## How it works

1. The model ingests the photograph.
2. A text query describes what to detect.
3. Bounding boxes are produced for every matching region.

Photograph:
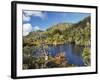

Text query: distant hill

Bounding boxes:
[23,16,91,46]
[25,16,91,38]
[46,23,73,32]
[73,16,91,28]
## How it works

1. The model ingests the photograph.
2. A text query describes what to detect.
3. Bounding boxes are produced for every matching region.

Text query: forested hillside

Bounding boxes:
[23,16,91,46]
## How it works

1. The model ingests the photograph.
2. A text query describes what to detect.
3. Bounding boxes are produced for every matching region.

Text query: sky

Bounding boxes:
[22,10,90,36]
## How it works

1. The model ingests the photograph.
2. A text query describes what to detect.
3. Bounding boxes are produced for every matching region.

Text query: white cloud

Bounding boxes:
[33,26,40,31]
[23,14,31,22]
[23,11,46,21]
[23,23,33,36]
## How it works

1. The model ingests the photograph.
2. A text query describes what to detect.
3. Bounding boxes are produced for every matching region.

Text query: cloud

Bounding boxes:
[24,11,43,17]
[23,14,31,22]
[33,26,40,31]
[23,11,46,22]
[23,23,33,36]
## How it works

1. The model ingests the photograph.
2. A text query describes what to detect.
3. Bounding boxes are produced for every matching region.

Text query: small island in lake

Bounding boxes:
[22,11,91,69]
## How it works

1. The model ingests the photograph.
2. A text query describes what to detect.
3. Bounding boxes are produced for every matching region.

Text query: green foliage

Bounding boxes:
[23,16,91,46]
[23,16,91,69]
[82,47,90,66]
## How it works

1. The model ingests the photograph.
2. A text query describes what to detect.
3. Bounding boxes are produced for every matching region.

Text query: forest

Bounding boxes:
[23,16,91,69]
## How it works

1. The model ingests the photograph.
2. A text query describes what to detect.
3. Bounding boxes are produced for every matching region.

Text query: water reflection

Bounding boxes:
[32,44,85,66]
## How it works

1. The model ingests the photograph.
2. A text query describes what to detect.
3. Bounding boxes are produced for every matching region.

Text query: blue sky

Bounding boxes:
[22,10,90,36]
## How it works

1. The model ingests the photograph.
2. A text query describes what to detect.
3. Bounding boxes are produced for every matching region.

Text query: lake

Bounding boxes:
[32,43,85,66]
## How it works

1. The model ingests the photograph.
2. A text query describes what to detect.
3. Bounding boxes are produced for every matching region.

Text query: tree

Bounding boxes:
[82,47,90,66]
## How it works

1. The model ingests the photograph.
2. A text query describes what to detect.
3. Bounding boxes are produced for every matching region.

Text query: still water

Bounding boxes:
[33,44,85,66]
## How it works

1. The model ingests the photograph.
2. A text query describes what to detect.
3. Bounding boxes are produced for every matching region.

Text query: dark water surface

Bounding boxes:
[33,44,85,66]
